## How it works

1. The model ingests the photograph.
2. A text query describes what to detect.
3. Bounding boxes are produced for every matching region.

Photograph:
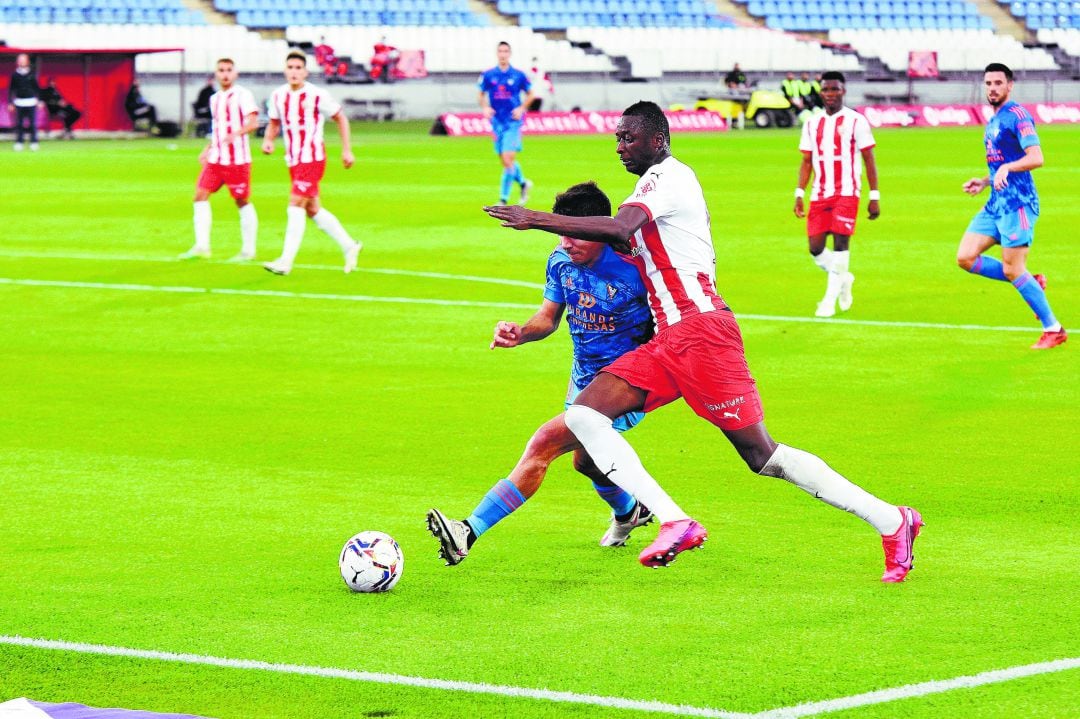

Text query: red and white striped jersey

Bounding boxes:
[206,84,259,166]
[799,106,875,201]
[619,156,725,332]
[267,82,342,167]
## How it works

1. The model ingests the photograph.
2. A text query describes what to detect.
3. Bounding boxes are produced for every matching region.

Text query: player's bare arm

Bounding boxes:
[333,111,354,168]
[512,90,535,120]
[478,91,494,119]
[992,144,1042,190]
[963,176,990,195]
[862,146,880,220]
[490,300,565,349]
[794,151,813,218]
[484,204,648,253]
[261,118,280,153]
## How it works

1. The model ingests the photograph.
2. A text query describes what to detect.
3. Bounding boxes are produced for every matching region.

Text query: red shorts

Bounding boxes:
[602,310,764,431]
[197,163,251,200]
[807,195,859,237]
[289,160,326,198]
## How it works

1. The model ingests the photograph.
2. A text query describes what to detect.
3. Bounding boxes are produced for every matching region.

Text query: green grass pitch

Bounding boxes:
[0,120,1077,719]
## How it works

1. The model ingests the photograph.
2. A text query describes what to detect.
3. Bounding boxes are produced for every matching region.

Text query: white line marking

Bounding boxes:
[0,636,750,718]
[1,637,1076,718]
[0,249,545,290]
[0,276,1038,333]
[752,656,1080,718]
[0,278,536,311]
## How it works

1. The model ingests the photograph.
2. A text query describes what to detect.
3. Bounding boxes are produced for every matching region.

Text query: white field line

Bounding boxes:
[1,636,1077,718]
[0,276,1039,333]
[0,636,750,719]
[0,249,544,290]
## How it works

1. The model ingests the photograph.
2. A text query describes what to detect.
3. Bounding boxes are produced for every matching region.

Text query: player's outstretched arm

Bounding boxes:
[862,147,880,220]
[261,118,280,154]
[491,300,564,349]
[333,111,354,168]
[962,176,990,195]
[794,152,812,219]
[483,204,647,251]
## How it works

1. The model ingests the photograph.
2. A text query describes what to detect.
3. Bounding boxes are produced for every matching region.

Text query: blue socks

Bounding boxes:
[1012,272,1058,329]
[968,255,1007,281]
[499,169,514,203]
[466,479,526,537]
[592,481,636,517]
[512,162,525,186]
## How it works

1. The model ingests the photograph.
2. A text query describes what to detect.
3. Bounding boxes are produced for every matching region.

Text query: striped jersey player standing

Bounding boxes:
[485,101,922,582]
[262,50,361,276]
[794,71,880,318]
[180,58,260,262]
[956,63,1065,349]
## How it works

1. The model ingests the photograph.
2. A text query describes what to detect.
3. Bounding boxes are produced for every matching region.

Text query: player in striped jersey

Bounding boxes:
[956,63,1065,349]
[486,101,922,581]
[262,50,362,276]
[794,71,880,318]
[180,58,260,262]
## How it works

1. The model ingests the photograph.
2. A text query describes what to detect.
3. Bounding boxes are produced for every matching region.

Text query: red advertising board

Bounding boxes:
[432,109,728,136]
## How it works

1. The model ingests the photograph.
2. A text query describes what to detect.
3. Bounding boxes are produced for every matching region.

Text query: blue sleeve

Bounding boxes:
[543,251,565,304]
[476,71,488,93]
[1014,110,1040,150]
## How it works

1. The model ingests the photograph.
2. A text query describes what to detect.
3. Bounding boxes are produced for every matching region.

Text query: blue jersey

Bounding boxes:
[544,245,653,391]
[477,65,531,124]
[983,100,1040,216]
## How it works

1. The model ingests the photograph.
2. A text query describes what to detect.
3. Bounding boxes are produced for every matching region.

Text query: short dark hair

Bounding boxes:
[984,62,1013,80]
[286,50,306,64]
[216,57,235,67]
[622,100,669,143]
[821,71,845,84]
[552,181,612,218]
[498,41,510,50]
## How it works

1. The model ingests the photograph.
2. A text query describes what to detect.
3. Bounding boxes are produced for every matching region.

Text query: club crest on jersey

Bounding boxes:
[636,180,657,197]
[607,284,617,300]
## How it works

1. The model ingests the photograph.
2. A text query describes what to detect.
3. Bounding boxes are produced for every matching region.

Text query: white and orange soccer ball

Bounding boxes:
[339,531,403,593]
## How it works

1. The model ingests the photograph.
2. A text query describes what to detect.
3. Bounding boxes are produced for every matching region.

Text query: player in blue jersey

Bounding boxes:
[956,63,1066,349]
[478,41,535,206]
[427,182,655,565]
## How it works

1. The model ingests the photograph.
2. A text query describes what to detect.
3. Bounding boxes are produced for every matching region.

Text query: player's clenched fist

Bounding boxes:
[490,321,522,349]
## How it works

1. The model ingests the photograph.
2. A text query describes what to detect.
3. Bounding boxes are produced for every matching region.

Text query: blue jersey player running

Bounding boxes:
[427,182,655,565]
[956,62,1066,349]
[478,41,535,206]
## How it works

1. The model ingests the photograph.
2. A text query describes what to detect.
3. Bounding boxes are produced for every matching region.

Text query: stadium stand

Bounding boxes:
[0,0,204,25]
[1006,0,1080,29]
[219,0,488,29]
[564,26,860,76]
[498,0,735,30]
[828,28,1060,70]
[285,25,617,72]
[733,0,996,31]
[1037,26,1080,50]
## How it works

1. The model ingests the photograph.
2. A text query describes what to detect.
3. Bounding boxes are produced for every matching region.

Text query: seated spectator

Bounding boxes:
[125,80,158,131]
[192,75,214,137]
[799,72,822,110]
[370,36,399,83]
[724,62,747,89]
[40,78,81,139]
[781,71,803,110]
[314,36,335,71]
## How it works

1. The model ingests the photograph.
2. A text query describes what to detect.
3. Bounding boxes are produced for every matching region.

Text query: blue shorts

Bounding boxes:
[491,118,523,155]
[565,382,644,433]
[966,206,1038,248]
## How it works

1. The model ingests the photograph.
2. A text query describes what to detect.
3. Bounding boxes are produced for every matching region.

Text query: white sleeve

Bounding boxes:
[320,87,342,118]
[622,169,679,221]
[239,88,259,117]
[855,113,875,150]
[798,118,814,153]
[267,91,280,120]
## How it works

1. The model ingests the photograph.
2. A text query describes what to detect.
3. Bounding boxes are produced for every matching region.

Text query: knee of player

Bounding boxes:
[956,253,975,271]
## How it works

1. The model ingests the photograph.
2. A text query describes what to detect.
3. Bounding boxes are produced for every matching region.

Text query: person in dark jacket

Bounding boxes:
[40,78,81,139]
[125,80,158,130]
[7,53,42,150]
[192,76,214,137]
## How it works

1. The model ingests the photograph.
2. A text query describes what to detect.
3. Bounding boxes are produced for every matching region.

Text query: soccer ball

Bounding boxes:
[339,531,404,593]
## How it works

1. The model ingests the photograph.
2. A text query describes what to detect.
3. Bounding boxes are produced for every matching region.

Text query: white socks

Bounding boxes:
[759,444,902,535]
[564,405,689,523]
[812,249,849,302]
[280,206,307,266]
[193,201,211,251]
[238,203,258,256]
[312,208,356,254]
